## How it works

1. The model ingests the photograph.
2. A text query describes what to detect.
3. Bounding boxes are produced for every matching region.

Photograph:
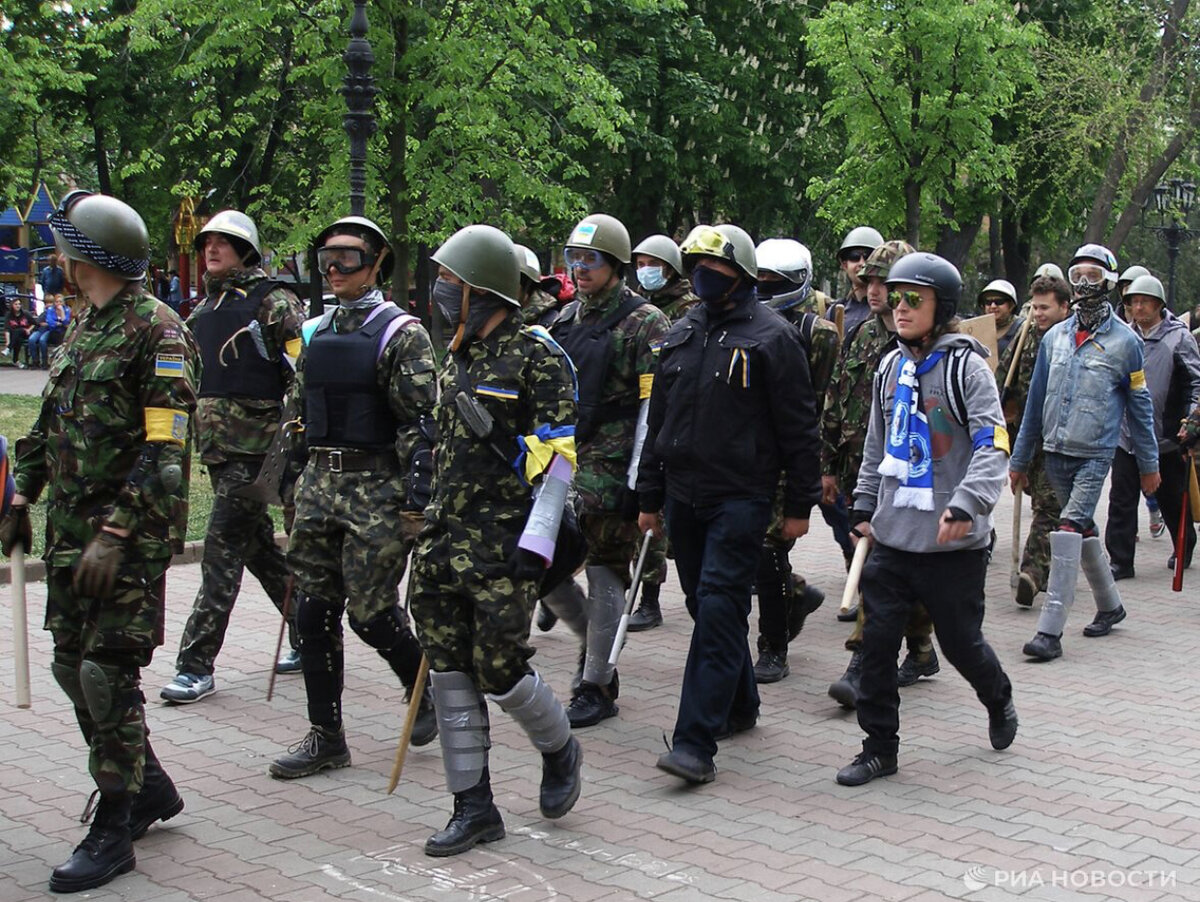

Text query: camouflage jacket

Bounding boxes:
[424,309,576,531]
[521,288,561,328]
[189,269,305,464]
[14,286,199,565]
[765,301,839,414]
[553,280,669,512]
[645,277,699,323]
[291,298,438,467]
[821,314,898,493]
[995,320,1043,445]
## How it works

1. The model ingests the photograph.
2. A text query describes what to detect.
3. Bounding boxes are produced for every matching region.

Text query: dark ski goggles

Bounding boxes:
[318,245,377,275]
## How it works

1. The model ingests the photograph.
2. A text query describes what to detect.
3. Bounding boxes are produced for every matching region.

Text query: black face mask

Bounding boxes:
[692,266,741,308]
[433,277,510,349]
[432,277,465,326]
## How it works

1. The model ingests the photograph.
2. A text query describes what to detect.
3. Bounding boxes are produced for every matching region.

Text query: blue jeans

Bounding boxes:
[27,329,51,365]
[664,495,772,761]
[1043,452,1112,534]
[820,495,854,561]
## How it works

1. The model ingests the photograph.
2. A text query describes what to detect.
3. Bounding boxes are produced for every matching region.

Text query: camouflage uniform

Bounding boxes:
[174,269,304,677]
[996,322,1055,591]
[635,277,698,595]
[820,314,934,652]
[756,299,840,660]
[409,310,576,691]
[286,297,436,734]
[522,288,561,328]
[14,285,198,795]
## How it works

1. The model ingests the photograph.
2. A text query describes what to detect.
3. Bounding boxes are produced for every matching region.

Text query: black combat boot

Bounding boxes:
[828,650,863,709]
[896,642,940,687]
[535,602,558,632]
[269,725,351,778]
[567,680,619,728]
[627,583,663,632]
[406,683,439,748]
[425,770,506,857]
[50,792,136,893]
[130,741,184,840]
[753,638,789,684]
[540,736,582,819]
[787,583,825,641]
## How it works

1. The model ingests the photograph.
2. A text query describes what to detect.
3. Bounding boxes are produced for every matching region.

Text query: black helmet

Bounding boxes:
[885,252,963,324]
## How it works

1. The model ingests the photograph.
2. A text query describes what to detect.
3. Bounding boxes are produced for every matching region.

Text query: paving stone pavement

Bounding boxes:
[2,487,1199,901]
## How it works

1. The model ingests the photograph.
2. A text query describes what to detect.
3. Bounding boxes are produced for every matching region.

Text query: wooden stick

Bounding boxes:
[839,536,870,614]
[1010,486,1023,590]
[12,546,30,708]
[1002,315,1035,393]
[1188,452,1200,520]
[387,654,430,795]
[266,576,295,702]
[1173,483,1188,593]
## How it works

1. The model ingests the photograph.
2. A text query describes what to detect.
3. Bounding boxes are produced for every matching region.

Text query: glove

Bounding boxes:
[0,505,32,557]
[508,547,546,582]
[73,530,127,599]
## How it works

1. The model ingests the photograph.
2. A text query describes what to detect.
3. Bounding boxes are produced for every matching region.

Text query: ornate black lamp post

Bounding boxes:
[311,0,379,315]
[1141,177,1198,313]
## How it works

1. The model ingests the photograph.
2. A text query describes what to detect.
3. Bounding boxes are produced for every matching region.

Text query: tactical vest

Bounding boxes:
[303,305,406,449]
[192,280,286,401]
[551,288,644,444]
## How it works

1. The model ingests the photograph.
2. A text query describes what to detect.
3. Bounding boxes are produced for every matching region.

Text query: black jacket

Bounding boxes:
[637,294,821,519]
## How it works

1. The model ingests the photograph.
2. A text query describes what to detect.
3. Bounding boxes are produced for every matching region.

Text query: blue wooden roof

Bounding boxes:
[0,206,22,228]
[23,183,56,224]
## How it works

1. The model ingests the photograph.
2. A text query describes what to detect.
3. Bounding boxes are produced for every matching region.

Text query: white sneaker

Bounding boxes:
[1149,507,1165,538]
[160,673,216,704]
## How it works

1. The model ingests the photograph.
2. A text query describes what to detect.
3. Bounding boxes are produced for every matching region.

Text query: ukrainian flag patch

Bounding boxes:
[154,353,185,378]
[476,384,519,401]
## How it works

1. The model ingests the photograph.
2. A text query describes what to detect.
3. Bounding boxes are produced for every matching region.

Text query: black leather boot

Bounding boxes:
[627,583,663,632]
[828,650,863,710]
[540,736,582,819]
[50,792,136,893]
[130,741,184,840]
[425,770,506,857]
[406,683,438,748]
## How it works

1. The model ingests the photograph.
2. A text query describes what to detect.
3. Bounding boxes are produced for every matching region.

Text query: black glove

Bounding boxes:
[508,547,546,582]
[618,487,640,523]
[0,505,32,557]
[73,530,127,599]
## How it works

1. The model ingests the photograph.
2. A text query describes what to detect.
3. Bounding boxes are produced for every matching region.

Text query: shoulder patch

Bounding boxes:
[154,353,186,378]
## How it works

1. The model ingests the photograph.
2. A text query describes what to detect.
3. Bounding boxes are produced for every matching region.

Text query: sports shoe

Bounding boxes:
[275,648,302,674]
[988,699,1018,750]
[160,673,215,704]
[1082,605,1126,637]
[566,680,618,728]
[1149,506,1165,538]
[896,646,939,687]
[836,751,897,786]
[269,726,351,779]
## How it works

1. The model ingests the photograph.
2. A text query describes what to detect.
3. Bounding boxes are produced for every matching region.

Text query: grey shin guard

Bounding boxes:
[1036,531,1082,637]
[541,578,588,638]
[429,671,490,793]
[1080,535,1123,612]
[583,565,624,686]
[489,672,571,754]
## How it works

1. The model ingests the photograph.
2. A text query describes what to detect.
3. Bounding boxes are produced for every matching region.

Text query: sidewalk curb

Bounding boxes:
[0,533,288,585]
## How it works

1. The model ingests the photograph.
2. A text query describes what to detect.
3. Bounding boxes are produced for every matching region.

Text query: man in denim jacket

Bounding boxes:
[1010,244,1159,662]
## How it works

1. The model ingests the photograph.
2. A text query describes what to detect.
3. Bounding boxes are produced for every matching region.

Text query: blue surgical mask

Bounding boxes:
[636,266,669,293]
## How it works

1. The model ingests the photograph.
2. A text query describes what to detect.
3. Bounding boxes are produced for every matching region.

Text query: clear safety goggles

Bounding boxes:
[564,247,605,272]
[318,245,376,275]
[1067,263,1117,288]
[680,225,734,262]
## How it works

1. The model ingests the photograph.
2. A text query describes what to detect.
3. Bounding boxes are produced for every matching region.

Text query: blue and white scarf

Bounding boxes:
[878,350,945,510]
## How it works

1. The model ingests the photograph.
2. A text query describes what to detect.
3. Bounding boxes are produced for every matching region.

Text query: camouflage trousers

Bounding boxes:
[639,531,669,588]
[581,510,642,586]
[46,558,169,795]
[1020,451,1057,593]
[410,513,538,695]
[176,458,296,675]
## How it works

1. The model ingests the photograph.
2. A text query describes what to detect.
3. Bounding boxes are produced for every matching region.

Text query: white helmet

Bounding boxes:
[755,238,812,286]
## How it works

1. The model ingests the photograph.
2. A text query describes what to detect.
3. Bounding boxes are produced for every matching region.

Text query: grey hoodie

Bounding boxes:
[853,332,1008,553]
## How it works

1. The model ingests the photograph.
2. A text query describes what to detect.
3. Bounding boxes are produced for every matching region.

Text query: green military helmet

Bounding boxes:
[565,213,631,264]
[1117,264,1151,291]
[194,209,262,264]
[860,240,915,280]
[1126,273,1166,306]
[514,244,542,283]
[431,224,521,307]
[681,223,757,280]
[49,189,149,280]
[1032,262,1064,284]
[839,226,885,259]
[631,234,683,275]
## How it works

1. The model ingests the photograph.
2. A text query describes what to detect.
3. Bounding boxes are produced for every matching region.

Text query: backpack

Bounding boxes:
[876,344,982,429]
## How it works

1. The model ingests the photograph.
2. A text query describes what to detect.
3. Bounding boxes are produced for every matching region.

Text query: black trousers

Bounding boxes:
[857,542,1011,757]
[1106,446,1195,570]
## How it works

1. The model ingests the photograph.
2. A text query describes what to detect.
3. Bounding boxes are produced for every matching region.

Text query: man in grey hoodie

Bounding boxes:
[837,253,1016,787]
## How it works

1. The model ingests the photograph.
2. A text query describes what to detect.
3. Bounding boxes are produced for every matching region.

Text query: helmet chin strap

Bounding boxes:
[448,282,470,353]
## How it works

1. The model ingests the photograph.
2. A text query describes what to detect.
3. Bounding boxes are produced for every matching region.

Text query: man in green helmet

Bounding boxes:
[1,190,199,893]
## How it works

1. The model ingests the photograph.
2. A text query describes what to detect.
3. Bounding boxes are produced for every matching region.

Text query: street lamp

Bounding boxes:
[1141,176,1199,313]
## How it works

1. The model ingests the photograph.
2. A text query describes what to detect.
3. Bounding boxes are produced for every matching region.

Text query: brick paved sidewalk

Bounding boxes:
[1,488,1198,901]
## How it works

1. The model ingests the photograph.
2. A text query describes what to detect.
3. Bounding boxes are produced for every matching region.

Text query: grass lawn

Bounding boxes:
[1,394,283,557]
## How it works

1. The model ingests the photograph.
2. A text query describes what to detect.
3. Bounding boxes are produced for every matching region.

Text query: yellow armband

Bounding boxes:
[144,408,190,445]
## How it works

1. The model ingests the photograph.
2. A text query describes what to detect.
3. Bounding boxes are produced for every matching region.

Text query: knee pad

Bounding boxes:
[52,658,88,711]
[78,659,139,723]
[348,605,411,652]
[296,594,343,640]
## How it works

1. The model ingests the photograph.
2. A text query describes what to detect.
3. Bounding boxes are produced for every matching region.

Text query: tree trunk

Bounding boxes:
[904,176,921,246]
[1000,204,1031,294]
[934,213,982,272]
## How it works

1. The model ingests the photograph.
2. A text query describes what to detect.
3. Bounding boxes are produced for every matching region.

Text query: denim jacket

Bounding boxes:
[1010,306,1158,474]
